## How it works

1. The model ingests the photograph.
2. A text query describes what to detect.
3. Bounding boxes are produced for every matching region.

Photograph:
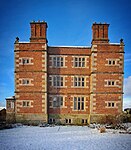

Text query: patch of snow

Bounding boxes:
[0,126,131,150]
[0,107,5,111]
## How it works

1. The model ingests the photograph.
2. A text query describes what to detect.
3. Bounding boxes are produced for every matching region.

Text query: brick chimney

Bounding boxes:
[92,23,109,44]
[30,20,48,43]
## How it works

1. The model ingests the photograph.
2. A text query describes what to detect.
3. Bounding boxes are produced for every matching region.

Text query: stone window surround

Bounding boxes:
[81,119,88,124]
[72,56,88,68]
[49,75,67,87]
[73,96,85,111]
[52,96,63,108]
[72,76,88,88]
[104,80,119,87]
[19,57,33,65]
[49,95,66,108]
[105,58,119,66]
[7,101,14,109]
[105,101,118,108]
[22,100,30,107]
[65,118,72,124]
[50,55,67,68]
[19,78,34,86]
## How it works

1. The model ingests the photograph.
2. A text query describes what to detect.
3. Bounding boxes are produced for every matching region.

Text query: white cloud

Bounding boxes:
[123,97,131,109]
[124,76,131,97]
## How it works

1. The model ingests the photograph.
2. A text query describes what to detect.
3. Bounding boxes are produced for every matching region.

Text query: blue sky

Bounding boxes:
[0,0,131,109]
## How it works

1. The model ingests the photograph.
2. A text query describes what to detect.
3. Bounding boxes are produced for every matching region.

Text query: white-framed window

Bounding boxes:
[53,76,63,87]
[105,80,118,87]
[105,59,118,66]
[22,79,30,85]
[107,80,115,86]
[74,77,85,87]
[52,56,64,67]
[52,96,63,107]
[49,118,55,124]
[20,78,33,86]
[74,57,85,67]
[108,102,115,107]
[22,101,30,107]
[108,60,116,65]
[81,119,88,124]
[65,119,72,124]
[7,101,14,109]
[19,58,33,65]
[106,102,116,108]
[73,97,85,110]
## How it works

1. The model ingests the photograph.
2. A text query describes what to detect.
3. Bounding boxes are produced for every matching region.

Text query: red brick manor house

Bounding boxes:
[6,21,124,125]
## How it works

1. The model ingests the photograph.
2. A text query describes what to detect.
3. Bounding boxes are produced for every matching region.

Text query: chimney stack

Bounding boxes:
[92,23,109,44]
[30,20,48,43]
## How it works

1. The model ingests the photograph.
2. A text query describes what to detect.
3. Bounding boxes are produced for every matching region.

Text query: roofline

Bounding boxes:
[49,46,91,48]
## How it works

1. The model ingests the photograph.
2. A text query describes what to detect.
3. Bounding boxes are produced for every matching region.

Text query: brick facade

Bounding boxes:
[8,21,124,124]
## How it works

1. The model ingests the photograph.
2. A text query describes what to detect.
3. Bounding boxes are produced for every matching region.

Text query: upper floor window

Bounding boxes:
[52,56,64,67]
[74,77,85,87]
[22,79,30,85]
[74,57,85,67]
[106,59,118,66]
[22,58,29,64]
[105,80,118,87]
[53,76,63,87]
[105,101,116,108]
[23,101,30,107]
[73,97,84,110]
[19,78,33,86]
[19,58,33,65]
[108,102,115,107]
[52,96,63,107]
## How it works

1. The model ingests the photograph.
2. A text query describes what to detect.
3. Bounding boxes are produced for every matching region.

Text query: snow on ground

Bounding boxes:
[0,126,131,150]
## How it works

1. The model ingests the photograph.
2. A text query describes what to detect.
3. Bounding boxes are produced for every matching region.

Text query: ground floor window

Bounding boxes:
[53,96,63,107]
[73,97,84,110]
[65,119,72,124]
[81,119,88,124]
[49,118,55,124]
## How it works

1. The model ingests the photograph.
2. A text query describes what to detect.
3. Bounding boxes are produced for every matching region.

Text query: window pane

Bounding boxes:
[57,57,60,67]
[82,62,85,67]
[53,77,56,86]
[109,60,111,65]
[112,103,114,107]
[82,78,84,87]
[81,97,84,110]
[23,101,26,107]
[74,97,77,110]
[78,97,80,110]
[74,77,77,86]
[108,102,111,107]
[53,57,56,67]
[27,102,30,107]
[83,58,85,62]
[75,62,77,67]
[60,97,63,106]
[79,61,81,67]
[113,60,115,65]
[53,97,57,107]
[60,77,63,86]
[61,61,63,67]
[112,81,114,85]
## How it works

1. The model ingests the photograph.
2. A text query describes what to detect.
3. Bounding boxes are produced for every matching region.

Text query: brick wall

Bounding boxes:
[13,21,124,124]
